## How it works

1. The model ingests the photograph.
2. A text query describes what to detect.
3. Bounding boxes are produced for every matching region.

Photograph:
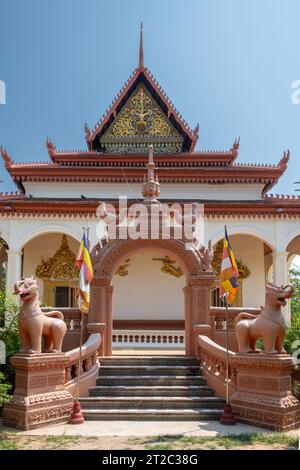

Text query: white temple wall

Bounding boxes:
[1,214,300,313]
[22,181,265,201]
[112,249,185,320]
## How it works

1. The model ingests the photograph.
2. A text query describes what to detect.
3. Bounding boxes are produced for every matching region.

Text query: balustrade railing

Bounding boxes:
[113,330,185,349]
[197,334,237,399]
[64,333,101,396]
[210,306,261,331]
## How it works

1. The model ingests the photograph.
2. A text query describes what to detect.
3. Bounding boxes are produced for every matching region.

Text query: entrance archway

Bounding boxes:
[89,238,215,357]
[111,248,186,354]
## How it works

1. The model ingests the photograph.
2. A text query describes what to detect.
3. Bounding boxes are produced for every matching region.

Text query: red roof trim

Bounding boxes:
[1,198,300,219]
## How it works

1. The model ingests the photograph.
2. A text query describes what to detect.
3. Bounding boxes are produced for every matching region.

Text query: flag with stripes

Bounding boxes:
[219,227,239,305]
[75,232,93,313]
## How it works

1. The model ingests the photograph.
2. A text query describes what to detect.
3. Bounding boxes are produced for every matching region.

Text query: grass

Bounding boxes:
[141,433,298,450]
[0,433,18,450]
[0,431,298,451]
[43,435,81,450]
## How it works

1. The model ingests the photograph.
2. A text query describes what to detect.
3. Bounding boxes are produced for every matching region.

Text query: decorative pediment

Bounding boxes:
[35,235,78,280]
[100,84,184,154]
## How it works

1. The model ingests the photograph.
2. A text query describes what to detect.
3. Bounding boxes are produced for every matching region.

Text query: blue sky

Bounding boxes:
[0,0,300,193]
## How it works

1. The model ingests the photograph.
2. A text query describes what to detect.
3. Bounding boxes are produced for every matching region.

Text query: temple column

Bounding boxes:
[6,249,22,294]
[272,251,289,287]
[184,277,214,356]
[272,251,290,321]
[105,286,114,357]
[88,279,113,357]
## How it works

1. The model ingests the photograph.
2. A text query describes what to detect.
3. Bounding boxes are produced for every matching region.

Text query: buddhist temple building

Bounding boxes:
[1,26,300,349]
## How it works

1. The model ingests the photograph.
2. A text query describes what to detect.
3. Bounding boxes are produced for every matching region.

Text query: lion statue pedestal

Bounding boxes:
[230,354,300,431]
[230,283,300,430]
[3,277,73,430]
[3,353,73,430]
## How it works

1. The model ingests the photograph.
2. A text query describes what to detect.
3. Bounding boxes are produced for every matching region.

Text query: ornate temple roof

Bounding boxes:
[85,24,198,154]
[0,26,293,202]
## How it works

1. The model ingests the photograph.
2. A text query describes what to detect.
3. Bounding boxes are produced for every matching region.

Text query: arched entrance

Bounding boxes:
[22,233,80,307]
[111,247,186,353]
[211,233,274,308]
[89,238,215,357]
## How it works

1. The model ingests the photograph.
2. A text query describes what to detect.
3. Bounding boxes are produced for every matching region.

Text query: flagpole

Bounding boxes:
[225,292,230,405]
[220,229,236,426]
[70,226,90,425]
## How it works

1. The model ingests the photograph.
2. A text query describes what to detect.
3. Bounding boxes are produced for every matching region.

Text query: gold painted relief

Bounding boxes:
[115,259,130,277]
[153,256,184,278]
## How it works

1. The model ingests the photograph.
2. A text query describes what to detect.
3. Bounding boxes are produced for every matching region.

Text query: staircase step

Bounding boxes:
[86,356,223,421]
[100,356,197,366]
[80,396,224,410]
[99,365,201,376]
[89,385,214,397]
[96,375,206,386]
[81,408,223,421]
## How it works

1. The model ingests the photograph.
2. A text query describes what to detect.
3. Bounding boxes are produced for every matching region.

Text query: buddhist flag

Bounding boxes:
[76,232,93,314]
[219,227,239,305]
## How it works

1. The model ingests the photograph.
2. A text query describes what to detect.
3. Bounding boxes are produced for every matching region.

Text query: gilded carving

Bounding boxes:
[35,235,78,280]
[100,84,184,154]
[115,259,130,277]
[152,256,183,278]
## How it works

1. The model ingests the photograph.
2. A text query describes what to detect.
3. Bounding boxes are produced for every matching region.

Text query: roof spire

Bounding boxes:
[142,145,161,205]
[139,22,144,69]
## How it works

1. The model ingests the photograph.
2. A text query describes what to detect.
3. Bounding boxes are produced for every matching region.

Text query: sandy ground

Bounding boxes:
[1,419,273,437]
[0,433,298,450]
[1,419,299,450]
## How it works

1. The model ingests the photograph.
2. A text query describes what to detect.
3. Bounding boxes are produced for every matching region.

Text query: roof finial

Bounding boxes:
[142,145,161,205]
[139,22,144,69]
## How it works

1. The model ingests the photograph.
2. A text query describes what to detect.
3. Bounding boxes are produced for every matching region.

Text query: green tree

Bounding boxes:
[0,371,11,406]
[285,265,300,354]
[0,290,20,395]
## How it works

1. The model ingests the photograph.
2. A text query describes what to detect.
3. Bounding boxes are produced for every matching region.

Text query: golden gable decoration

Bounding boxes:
[35,235,79,280]
[100,84,184,154]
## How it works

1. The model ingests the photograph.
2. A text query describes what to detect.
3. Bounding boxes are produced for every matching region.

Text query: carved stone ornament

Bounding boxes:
[3,353,73,430]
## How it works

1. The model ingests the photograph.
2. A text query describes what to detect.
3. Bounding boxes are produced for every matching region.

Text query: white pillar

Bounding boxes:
[6,249,22,294]
[272,251,289,286]
[272,251,290,322]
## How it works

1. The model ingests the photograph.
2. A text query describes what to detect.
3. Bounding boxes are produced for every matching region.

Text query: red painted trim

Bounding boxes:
[1,198,300,218]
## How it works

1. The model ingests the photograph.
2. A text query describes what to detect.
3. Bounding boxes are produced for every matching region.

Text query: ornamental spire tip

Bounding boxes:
[139,22,144,69]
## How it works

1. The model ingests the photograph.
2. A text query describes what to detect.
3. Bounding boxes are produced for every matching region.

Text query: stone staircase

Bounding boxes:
[80,356,225,420]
